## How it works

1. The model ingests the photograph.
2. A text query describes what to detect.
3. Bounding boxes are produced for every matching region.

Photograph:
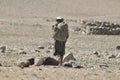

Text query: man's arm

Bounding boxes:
[65,24,69,39]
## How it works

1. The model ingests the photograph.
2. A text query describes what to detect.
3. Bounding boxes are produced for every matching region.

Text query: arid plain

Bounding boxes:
[0,0,120,80]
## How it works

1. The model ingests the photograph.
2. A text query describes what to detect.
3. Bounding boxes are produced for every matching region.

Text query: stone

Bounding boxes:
[63,62,72,67]
[38,46,45,49]
[0,46,6,53]
[17,57,34,68]
[48,45,54,49]
[17,60,30,68]
[69,60,83,68]
[63,52,76,62]
[0,63,2,66]
[6,48,17,54]
[81,20,120,35]
[116,46,120,50]
[74,27,81,32]
[108,54,116,59]
[93,51,99,55]
[18,49,27,54]
[45,50,51,53]
[99,64,109,68]
[35,49,41,53]
[93,51,101,57]
[34,57,44,66]
[63,60,83,68]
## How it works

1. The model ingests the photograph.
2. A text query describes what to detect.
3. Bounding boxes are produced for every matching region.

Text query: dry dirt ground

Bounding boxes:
[0,0,120,80]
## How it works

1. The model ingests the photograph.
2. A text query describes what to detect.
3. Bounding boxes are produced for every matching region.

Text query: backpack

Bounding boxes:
[52,22,69,41]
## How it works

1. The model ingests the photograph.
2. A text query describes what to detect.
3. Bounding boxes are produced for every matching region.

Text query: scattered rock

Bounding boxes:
[81,20,120,35]
[93,51,101,57]
[63,52,76,62]
[34,57,44,66]
[63,60,83,68]
[0,46,6,53]
[93,51,99,55]
[63,53,83,68]
[48,45,54,49]
[17,60,30,68]
[3,64,11,67]
[45,50,50,53]
[38,46,45,49]
[6,48,17,54]
[0,63,2,66]
[18,48,27,54]
[17,57,34,68]
[63,62,72,67]
[69,60,83,68]
[116,46,120,50]
[108,54,116,59]
[88,66,96,70]
[35,49,41,53]
[74,27,81,32]
[116,54,120,58]
[39,68,42,70]
[99,64,109,68]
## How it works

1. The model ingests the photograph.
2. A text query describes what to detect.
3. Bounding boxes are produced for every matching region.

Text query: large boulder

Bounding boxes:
[63,52,76,62]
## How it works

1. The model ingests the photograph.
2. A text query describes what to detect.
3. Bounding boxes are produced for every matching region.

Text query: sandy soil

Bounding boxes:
[0,0,120,80]
[0,66,120,80]
[0,0,120,19]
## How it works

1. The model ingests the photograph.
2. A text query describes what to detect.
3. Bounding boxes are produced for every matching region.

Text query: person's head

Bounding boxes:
[56,16,64,23]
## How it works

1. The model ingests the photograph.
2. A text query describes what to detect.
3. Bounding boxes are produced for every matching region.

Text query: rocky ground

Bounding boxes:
[0,0,120,80]
[0,17,120,80]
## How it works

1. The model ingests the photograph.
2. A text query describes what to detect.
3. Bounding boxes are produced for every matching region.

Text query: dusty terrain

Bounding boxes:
[0,0,120,19]
[0,0,120,80]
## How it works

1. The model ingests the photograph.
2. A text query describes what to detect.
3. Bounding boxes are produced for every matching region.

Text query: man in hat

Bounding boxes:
[52,16,69,65]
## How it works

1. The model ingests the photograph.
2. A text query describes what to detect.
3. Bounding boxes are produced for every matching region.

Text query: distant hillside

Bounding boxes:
[0,0,120,18]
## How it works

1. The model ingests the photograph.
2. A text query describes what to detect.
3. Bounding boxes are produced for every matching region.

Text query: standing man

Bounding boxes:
[52,16,69,65]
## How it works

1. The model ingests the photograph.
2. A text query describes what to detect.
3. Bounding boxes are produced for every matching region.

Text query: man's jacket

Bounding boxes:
[52,22,69,41]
